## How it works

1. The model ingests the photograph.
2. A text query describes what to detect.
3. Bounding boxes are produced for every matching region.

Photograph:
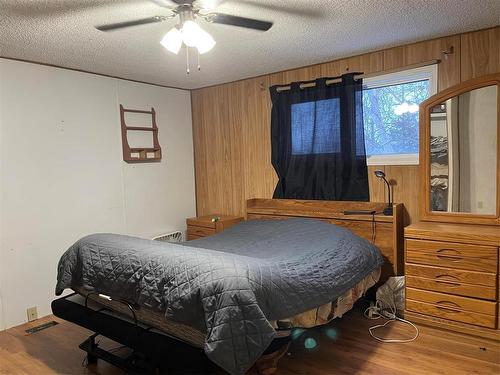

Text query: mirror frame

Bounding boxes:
[419,73,500,226]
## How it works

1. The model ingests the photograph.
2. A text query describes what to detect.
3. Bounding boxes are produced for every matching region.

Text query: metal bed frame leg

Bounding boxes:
[79,333,99,365]
[79,331,159,373]
[87,333,99,364]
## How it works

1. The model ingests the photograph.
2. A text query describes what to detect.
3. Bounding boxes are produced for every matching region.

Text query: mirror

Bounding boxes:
[429,85,497,214]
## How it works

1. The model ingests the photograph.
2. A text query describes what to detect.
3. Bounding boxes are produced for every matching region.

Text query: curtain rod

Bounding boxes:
[269,59,441,92]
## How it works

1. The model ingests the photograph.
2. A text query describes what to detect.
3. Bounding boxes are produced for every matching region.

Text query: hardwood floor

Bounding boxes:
[0,309,498,375]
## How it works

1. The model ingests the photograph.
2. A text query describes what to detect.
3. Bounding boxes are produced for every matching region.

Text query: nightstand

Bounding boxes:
[186,215,243,241]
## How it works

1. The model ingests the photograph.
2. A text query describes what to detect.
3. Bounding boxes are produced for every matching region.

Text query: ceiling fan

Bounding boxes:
[96,0,273,63]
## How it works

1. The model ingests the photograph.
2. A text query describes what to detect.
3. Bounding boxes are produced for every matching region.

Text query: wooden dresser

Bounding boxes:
[186,215,243,241]
[404,222,500,340]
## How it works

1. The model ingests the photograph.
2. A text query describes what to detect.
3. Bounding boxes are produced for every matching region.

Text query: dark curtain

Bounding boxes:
[270,73,369,201]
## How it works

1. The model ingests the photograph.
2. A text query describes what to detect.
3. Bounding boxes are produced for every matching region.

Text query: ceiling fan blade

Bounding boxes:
[223,0,322,18]
[168,0,225,10]
[170,0,196,4]
[209,13,272,31]
[149,0,179,7]
[195,0,226,9]
[96,16,167,32]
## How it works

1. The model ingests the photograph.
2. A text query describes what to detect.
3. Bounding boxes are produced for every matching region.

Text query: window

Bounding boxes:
[362,65,438,165]
[288,65,437,163]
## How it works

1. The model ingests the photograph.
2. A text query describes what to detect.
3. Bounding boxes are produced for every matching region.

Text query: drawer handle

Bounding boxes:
[436,249,462,261]
[436,248,461,255]
[436,254,462,261]
[435,300,462,312]
[434,274,461,286]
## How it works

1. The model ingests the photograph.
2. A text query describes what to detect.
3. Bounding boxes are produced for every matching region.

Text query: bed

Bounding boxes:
[53,199,403,374]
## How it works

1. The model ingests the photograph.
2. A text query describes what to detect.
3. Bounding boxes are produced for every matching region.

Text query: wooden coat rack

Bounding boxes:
[120,105,162,163]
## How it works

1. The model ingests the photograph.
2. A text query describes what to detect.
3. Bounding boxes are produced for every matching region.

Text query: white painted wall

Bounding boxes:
[0,59,196,330]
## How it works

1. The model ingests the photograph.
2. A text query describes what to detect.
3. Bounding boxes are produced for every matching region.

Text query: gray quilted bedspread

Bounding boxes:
[55,218,383,374]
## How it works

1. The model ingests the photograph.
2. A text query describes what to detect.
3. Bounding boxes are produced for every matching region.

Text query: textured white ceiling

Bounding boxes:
[1,0,499,89]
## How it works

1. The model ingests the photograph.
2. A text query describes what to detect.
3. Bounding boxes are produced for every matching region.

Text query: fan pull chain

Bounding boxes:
[185,47,202,74]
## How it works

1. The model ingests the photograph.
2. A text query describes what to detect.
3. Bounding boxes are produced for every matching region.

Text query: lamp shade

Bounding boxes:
[162,20,215,57]
[196,28,216,54]
[181,20,203,47]
[160,27,182,54]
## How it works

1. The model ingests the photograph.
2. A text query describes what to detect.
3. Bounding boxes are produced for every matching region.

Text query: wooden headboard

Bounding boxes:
[246,199,404,281]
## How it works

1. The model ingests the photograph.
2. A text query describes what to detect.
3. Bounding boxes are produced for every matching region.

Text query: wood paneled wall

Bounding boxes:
[191,27,500,224]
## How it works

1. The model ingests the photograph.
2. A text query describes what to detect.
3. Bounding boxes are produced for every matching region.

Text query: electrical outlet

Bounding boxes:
[27,306,38,322]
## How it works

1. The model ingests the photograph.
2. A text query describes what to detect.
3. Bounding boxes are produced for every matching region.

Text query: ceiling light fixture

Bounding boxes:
[160,5,216,73]
[96,1,273,76]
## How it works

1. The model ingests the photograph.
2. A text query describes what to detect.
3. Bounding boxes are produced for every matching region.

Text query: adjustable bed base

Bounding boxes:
[51,293,290,374]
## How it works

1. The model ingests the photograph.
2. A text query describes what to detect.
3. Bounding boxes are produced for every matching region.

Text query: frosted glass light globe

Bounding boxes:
[181,20,203,47]
[196,28,216,54]
[160,27,182,54]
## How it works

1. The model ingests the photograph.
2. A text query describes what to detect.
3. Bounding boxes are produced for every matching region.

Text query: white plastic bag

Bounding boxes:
[376,276,405,313]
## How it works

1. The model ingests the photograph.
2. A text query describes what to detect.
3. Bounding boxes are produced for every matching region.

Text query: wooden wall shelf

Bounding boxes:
[120,105,162,163]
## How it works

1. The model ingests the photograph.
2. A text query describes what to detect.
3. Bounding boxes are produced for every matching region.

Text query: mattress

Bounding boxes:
[73,267,380,348]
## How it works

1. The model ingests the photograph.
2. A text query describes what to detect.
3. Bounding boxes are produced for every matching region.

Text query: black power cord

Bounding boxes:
[371,212,377,244]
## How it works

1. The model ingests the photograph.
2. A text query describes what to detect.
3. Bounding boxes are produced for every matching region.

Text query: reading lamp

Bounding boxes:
[374,170,393,216]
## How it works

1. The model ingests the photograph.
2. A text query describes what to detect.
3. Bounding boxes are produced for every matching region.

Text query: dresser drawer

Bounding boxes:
[406,239,498,272]
[406,276,497,300]
[406,288,497,315]
[406,264,497,300]
[186,218,216,229]
[406,288,497,328]
[406,264,497,286]
[405,300,497,329]
[187,225,216,238]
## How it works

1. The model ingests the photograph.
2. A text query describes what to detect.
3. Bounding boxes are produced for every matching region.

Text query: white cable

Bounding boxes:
[363,298,419,343]
[367,316,419,343]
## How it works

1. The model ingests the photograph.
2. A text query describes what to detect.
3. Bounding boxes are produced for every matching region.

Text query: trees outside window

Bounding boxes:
[362,80,429,156]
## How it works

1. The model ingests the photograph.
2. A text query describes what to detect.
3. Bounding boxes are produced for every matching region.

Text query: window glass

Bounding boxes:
[362,80,429,155]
